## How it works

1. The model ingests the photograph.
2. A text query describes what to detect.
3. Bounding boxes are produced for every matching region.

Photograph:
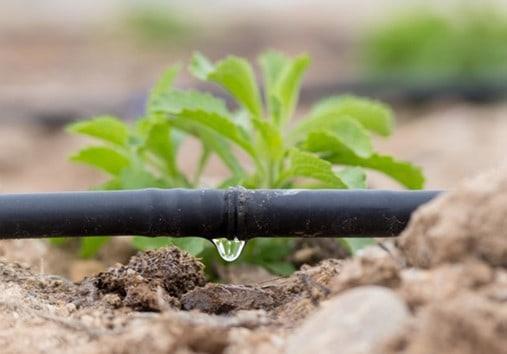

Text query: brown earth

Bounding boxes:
[0,169,506,353]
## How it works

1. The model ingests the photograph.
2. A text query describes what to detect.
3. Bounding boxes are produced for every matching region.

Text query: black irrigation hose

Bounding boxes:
[0,188,441,240]
[300,80,507,105]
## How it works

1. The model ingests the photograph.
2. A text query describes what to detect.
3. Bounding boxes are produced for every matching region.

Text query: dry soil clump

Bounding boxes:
[398,169,507,268]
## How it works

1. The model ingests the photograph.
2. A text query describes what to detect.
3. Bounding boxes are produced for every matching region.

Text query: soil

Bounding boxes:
[0,169,506,354]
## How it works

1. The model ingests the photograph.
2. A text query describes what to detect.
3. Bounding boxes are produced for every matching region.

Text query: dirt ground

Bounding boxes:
[0,167,506,354]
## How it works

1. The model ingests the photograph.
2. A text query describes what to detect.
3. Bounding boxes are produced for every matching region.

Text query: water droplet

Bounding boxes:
[212,237,246,262]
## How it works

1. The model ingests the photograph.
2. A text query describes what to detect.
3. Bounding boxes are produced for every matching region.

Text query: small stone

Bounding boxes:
[286,286,409,354]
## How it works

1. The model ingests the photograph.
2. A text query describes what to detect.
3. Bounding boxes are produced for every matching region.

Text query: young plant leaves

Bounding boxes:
[67,50,425,272]
[251,118,284,160]
[259,51,310,124]
[291,117,373,158]
[274,54,310,124]
[305,131,424,189]
[151,89,231,117]
[301,95,393,137]
[68,116,129,146]
[259,51,287,112]
[118,167,163,189]
[277,149,347,188]
[147,65,180,113]
[190,53,263,117]
[70,146,130,176]
[142,120,179,176]
[170,109,256,158]
[169,118,245,177]
[80,236,111,259]
[336,167,367,189]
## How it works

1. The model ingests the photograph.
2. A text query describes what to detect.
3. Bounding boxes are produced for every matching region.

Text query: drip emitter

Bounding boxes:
[0,188,440,239]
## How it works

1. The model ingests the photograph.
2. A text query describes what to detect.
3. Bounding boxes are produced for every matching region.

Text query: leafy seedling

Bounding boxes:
[65,51,424,275]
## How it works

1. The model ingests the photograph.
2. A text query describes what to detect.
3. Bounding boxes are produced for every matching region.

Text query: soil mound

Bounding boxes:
[398,169,507,268]
[84,247,206,310]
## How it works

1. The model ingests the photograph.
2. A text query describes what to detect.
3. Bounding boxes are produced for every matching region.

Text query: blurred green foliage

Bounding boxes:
[362,7,507,83]
[122,6,194,44]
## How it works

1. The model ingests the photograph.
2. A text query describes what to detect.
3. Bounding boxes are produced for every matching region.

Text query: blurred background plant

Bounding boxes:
[120,4,195,45]
[361,5,507,84]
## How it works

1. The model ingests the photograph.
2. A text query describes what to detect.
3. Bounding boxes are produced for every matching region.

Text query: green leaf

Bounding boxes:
[194,147,211,184]
[274,54,310,123]
[259,51,288,101]
[70,146,130,175]
[262,261,296,276]
[241,238,292,262]
[305,131,425,189]
[252,118,284,160]
[171,109,256,158]
[305,95,393,136]
[142,120,178,176]
[238,238,295,275]
[132,236,173,250]
[147,65,180,113]
[189,52,215,80]
[172,118,244,177]
[340,153,424,189]
[152,91,254,163]
[336,167,367,189]
[218,175,244,188]
[80,236,111,258]
[302,117,373,157]
[190,53,262,117]
[67,116,129,146]
[342,238,376,254]
[119,167,163,189]
[151,89,231,117]
[49,237,69,246]
[96,178,123,190]
[171,237,207,256]
[132,236,207,256]
[259,52,310,124]
[290,117,373,158]
[277,149,347,188]
[259,51,289,118]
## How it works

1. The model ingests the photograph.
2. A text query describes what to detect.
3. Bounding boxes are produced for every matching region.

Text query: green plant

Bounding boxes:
[65,51,424,274]
[362,7,507,82]
[121,6,194,45]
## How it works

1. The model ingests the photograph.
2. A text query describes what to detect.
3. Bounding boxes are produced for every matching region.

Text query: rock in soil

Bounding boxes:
[286,286,409,354]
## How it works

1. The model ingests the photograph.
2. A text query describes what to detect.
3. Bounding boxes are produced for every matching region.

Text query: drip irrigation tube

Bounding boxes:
[0,188,441,240]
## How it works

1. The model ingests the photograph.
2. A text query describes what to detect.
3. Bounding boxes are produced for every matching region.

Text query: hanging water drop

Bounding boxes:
[212,237,246,262]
